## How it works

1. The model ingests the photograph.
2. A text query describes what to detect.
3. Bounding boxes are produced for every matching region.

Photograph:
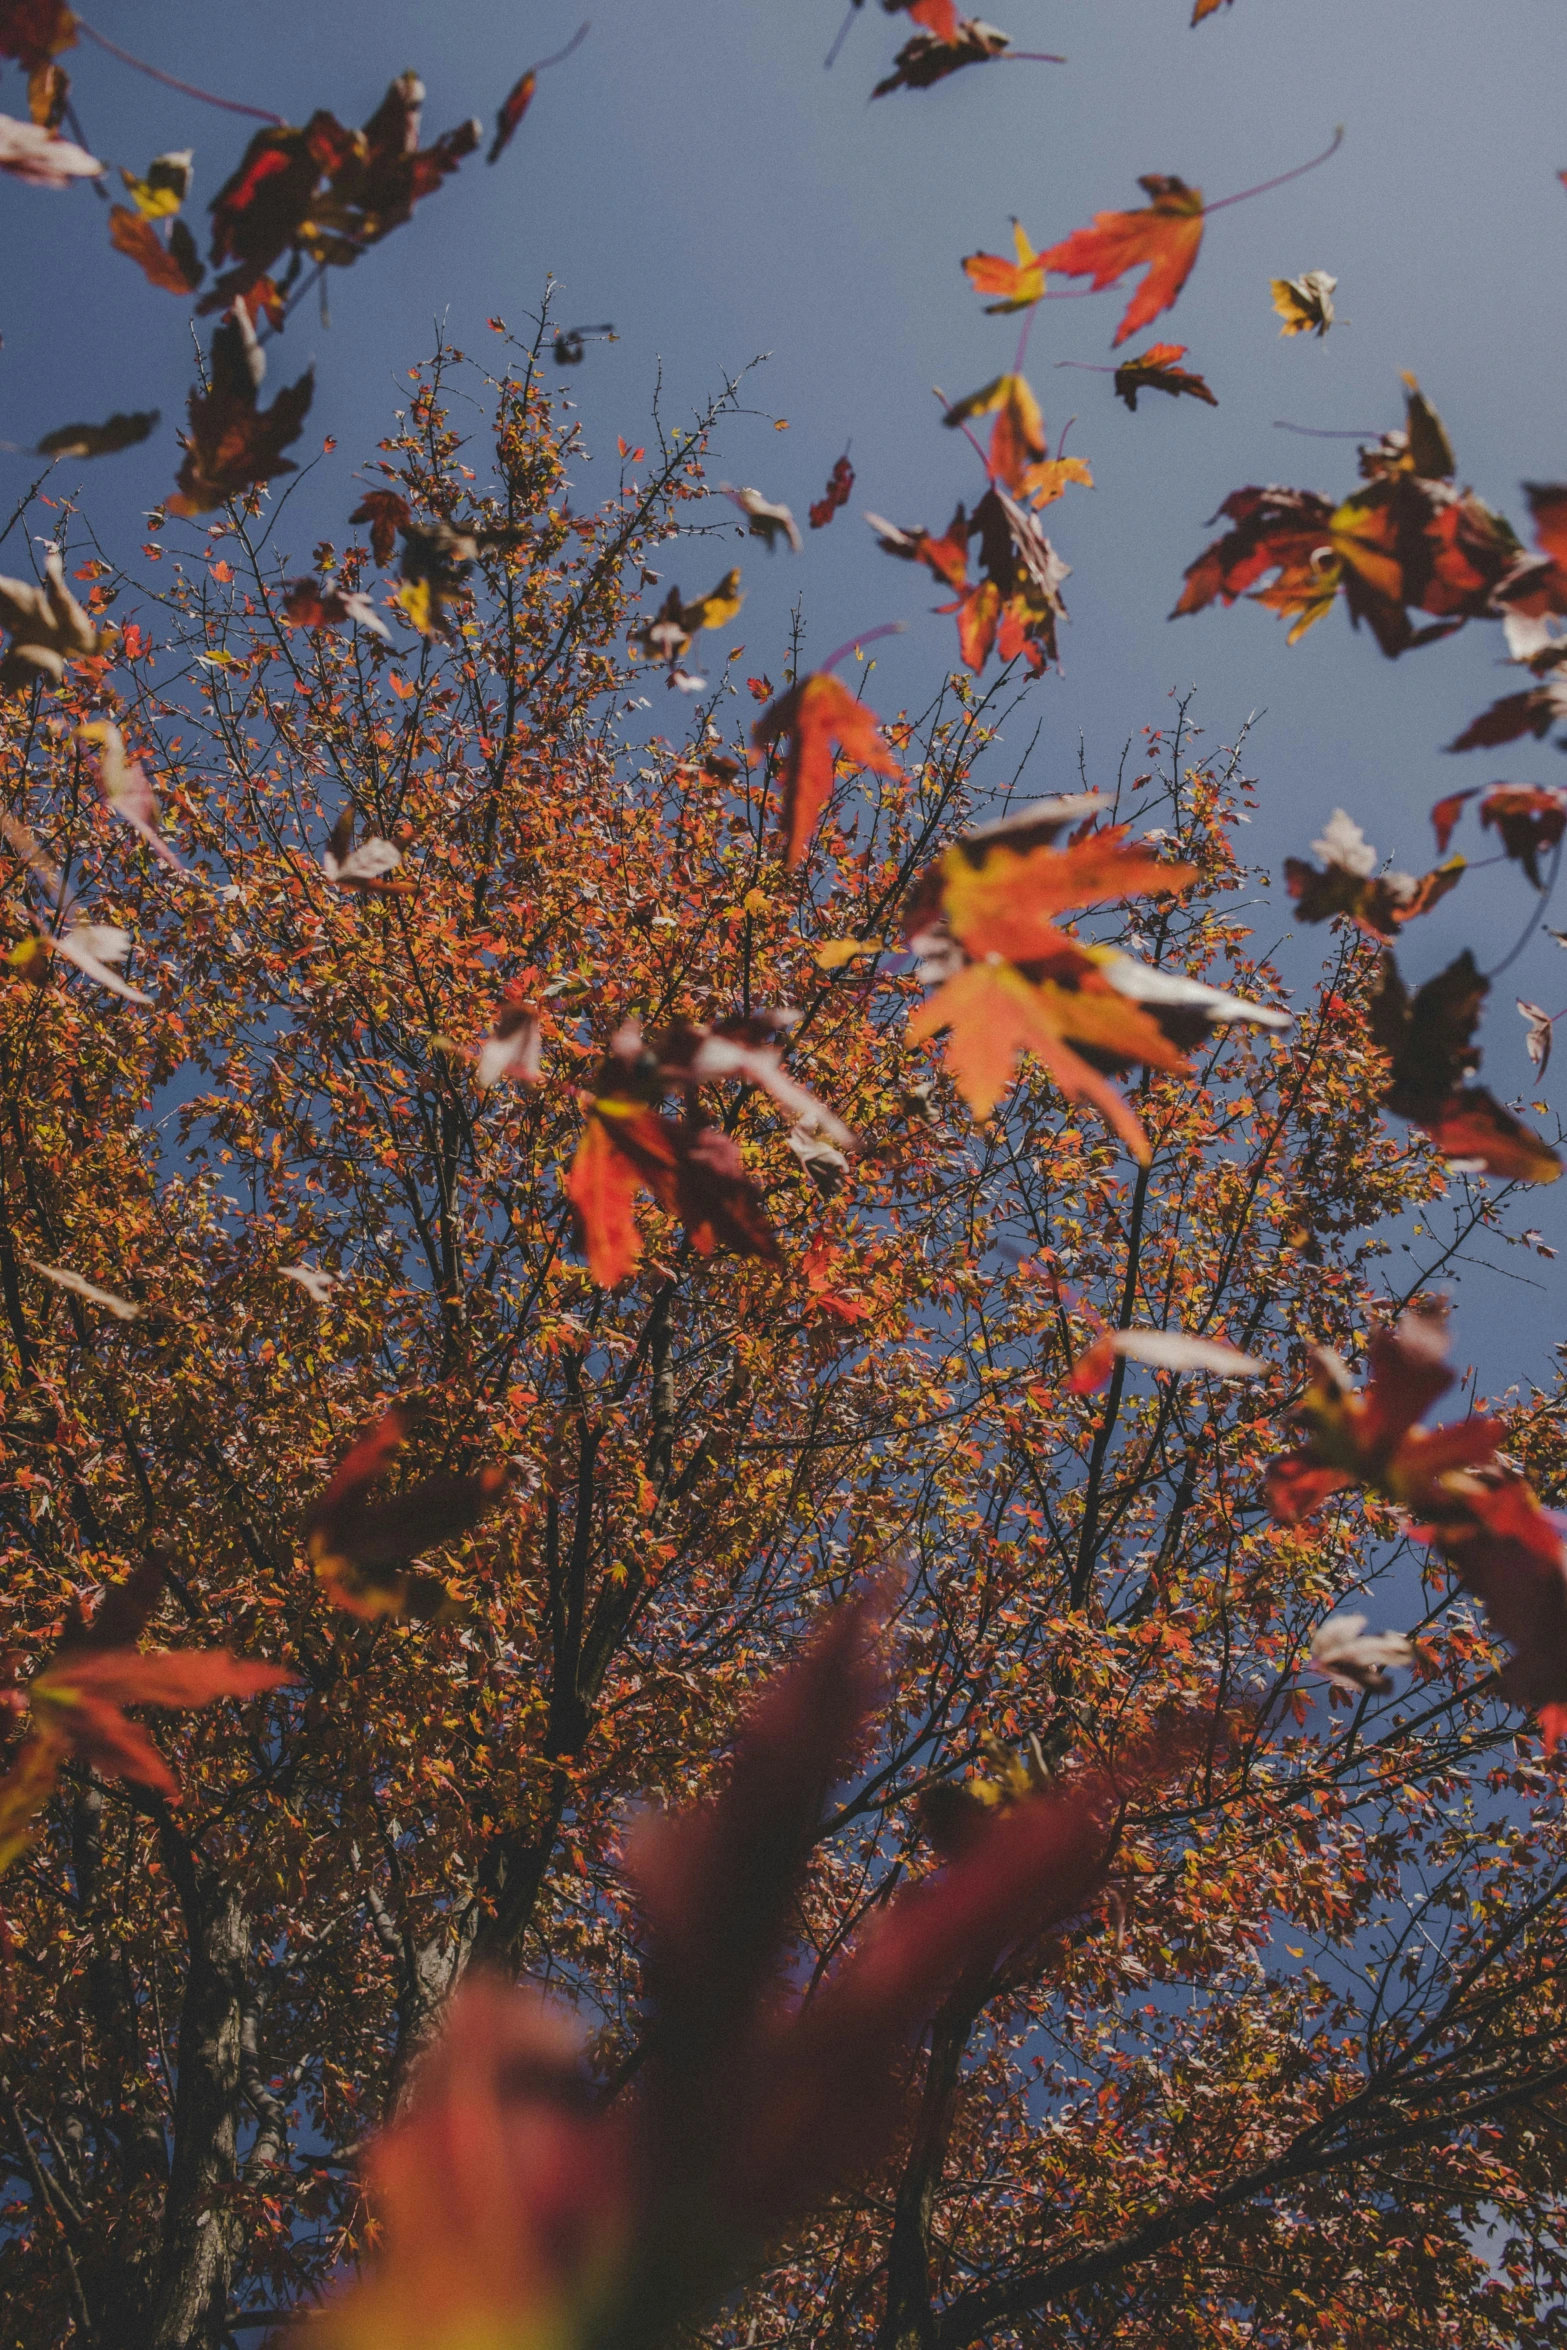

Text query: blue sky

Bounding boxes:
[7,0,1567,1372]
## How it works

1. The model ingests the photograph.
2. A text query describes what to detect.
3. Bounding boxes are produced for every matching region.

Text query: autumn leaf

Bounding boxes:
[1112,343,1216,412]
[1284,808,1463,941]
[169,305,313,517]
[0,111,98,184]
[1478,784,1567,887]
[872,19,1013,95]
[488,67,536,163]
[631,570,744,668]
[120,146,191,217]
[322,807,413,894]
[1518,998,1554,1077]
[78,719,187,872]
[350,487,412,566]
[937,824,1197,965]
[1310,1614,1415,1695]
[1370,949,1561,1181]
[567,1101,658,1285]
[1038,174,1205,346]
[0,1558,289,1874]
[722,485,802,553]
[306,1402,509,1621]
[36,408,159,460]
[750,672,903,868]
[1271,269,1336,336]
[1066,1326,1262,1394]
[471,979,543,1090]
[0,547,113,689]
[23,1256,139,1318]
[109,201,204,293]
[282,576,392,642]
[944,373,1046,499]
[962,219,1049,312]
[809,454,854,529]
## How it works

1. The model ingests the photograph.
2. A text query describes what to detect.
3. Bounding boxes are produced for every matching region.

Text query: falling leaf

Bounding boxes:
[722,485,802,554]
[0,111,99,184]
[109,202,204,294]
[281,1263,339,1303]
[1310,1614,1414,1695]
[0,1,76,74]
[203,74,481,318]
[631,571,744,668]
[282,576,392,642]
[1271,269,1336,337]
[322,808,414,895]
[750,672,904,868]
[23,1256,139,1318]
[77,719,186,872]
[1370,949,1560,1181]
[1066,1326,1263,1394]
[120,147,192,217]
[1519,997,1555,1076]
[1112,343,1216,412]
[350,488,412,566]
[169,305,313,517]
[36,409,159,460]
[1284,808,1463,941]
[809,454,854,529]
[0,1556,289,1874]
[962,219,1049,312]
[1479,784,1567,887]
[306,1401,509,1620]
[0,547,112,689]
[872,18,1012,95]
[1038,174,1206,347]
[471,980,543,1090]
[815,937,879,969]
[489,67,536,162]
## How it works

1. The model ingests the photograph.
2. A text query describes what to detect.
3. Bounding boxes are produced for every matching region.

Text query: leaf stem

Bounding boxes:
[74,17,285,122]
[822,622,907,673]
[1485,836,1563,982]
[1204,125,1344,215]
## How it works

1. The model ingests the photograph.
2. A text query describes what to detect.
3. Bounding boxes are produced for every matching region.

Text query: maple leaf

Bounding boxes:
[203,75,481,315]
[944,373,1046,499]
[1284,808,1463,941]
[1038,174,1206,347]
[322,807,413,894]
[1112,343,1216,412]
[313,1589,1155,2350]
[282,576,392,642]
[0,110,98,183]
[568,1096,780,1287]
[750,672,903,868]
[867,504,972,591]
[1066,1327,1262,1394]
[962,219,1049,312]
[77,719,187,872]
[1310,1614,1415,1695]
[36,408,158,460]
[350,487,412,566]
[1271,269,1337,336]
[109,201,204,293]
[872,19,1013,94]
[809,454,854,529]
[1172,484,1340,642]
[935,822,1197,965]
[1448,681,1567,751]
[306,1401,509,1620]
[0,548,112,689]
[722,484,802,553]
[1478,783,1567,887]
[169,305,313,517]
[0,1557,289,1874]
[0,0,76,73]
[1369,949,1561,1182]
[390,517,525,638]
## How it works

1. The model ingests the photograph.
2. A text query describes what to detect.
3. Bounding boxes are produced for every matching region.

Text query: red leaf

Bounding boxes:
[350,488,412,567]
[306,1403,509,1620]
[808,453,854,530]
[1039,175,1206,346]
[750,673,903,869]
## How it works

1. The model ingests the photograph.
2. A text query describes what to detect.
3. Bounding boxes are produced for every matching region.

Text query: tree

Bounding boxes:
[4,11,1567,2350]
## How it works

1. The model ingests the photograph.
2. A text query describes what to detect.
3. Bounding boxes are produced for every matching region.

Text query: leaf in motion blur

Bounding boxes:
[1310,1614,1414,1694]
[23,1257,139,1319]
[1284,807,1463,941]
[282,575,392,642]
[169,304,313,516]
[306,1402,509,1620]
[350,487,412,566]
[962,218,1049,312]
[0,111,99,184]
[36,409,159,459]
[109,201,204,293]
[722,485,802,553]
[322,807,414,894]
[1370,948,1560,1180]
[78,719,188,872]
[630,570,744,670]
[872,18,1013,95]
[809,453,854,528]
[1066,1325,1263,1394]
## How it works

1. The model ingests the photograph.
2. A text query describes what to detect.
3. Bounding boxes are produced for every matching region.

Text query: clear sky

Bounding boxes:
[7,0,1567,1371]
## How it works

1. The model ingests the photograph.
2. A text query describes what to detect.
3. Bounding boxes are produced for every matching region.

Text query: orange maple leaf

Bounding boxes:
[962,220,1048,313]
[0,1560,290,1873]
[1038,175,1206,347]
[940,827,1197,965]
[751,673,904,869]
